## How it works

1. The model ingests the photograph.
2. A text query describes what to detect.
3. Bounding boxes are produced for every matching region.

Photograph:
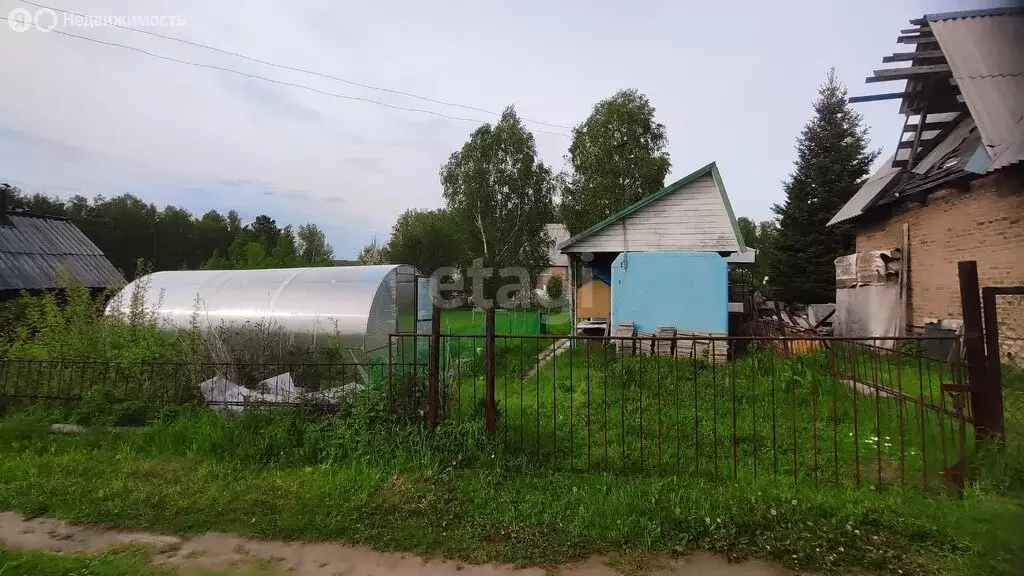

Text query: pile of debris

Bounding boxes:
[738,284,836,336]
[199,372,364,415]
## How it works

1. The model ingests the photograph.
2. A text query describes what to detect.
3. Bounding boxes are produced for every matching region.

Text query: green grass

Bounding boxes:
[0,546,174,576]
[442,345,973,490]
[0,409,1021,575]
[441,308,571,336]
[830,341,961,399]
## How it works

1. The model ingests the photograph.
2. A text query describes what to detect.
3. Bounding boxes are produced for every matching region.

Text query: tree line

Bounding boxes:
[1,187,337,279]
[368,71,875,304]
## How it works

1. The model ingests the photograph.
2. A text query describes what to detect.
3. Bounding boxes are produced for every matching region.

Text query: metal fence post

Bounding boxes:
[485,307,496,433]
[981,287,1006,441]
[958,261,995,442]
[427,302,442,431]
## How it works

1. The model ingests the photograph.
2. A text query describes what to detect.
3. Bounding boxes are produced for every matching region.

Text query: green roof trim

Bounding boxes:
[558,161,746,252]
[710,163,747,252]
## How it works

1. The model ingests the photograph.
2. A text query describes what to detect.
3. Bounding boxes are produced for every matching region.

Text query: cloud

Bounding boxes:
[0,125,368,255]
[0,0,961,253]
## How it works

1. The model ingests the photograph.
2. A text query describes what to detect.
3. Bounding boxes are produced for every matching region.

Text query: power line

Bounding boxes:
[16,0,574,131]
[1,16,571,137]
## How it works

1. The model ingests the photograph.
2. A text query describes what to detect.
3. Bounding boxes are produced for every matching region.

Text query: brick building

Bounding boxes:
[829,7,1023,355]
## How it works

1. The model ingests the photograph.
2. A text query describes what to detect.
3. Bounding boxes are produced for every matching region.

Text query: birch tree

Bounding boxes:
[441,107,554,301]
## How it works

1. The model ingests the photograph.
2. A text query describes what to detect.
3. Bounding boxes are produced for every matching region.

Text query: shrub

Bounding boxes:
[545,275,564,301]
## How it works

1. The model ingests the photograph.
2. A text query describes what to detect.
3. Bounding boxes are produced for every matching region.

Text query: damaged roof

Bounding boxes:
[928,7,1024,171]
[831,6,1024,226]
[0,212,124,291]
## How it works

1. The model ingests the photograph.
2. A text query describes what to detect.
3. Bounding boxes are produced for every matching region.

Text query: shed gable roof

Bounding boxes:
[0,212,124,291]
[558,162,745,253]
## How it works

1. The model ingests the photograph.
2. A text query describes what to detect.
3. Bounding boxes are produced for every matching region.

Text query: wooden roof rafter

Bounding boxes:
[891,107,967,169]
[865,63,951,83]
[851,29,953,107]
[882,50,945,63]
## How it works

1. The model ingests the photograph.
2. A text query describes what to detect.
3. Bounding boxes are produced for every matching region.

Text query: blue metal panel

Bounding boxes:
[610,252,728,334]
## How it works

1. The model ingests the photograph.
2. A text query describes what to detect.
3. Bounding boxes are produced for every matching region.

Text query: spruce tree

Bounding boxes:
[770,69,878,304]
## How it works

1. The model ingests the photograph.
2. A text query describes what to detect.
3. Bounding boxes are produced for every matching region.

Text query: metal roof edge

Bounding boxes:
[709,163,746,251]
[558,161,718,251]
[826,168,904,227]
[925,5,1024,22]
[7,211,71,222]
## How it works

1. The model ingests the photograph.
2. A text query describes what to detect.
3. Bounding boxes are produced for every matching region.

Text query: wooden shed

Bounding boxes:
[557,162,751,334]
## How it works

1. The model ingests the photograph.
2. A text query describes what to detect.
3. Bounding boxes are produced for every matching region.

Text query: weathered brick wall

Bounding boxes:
[854,167,1024,328]
[995,294,1024,368]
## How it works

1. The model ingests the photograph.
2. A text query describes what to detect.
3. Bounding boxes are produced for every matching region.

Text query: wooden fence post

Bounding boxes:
[427,302,442,431]
[485,307,496,433]
[958,261,995,442]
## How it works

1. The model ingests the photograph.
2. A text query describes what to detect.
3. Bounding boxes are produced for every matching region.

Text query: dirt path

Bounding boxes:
[0,511,795,575]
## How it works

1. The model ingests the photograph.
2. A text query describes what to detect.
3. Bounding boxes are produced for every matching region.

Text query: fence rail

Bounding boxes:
[400,329,970,492]
[0,332,975,494]
[0,359,399,424]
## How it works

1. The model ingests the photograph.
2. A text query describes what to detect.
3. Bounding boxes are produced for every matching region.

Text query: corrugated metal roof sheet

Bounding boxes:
[929,9,1024,169]
[989,118,1024,171]
[827,154,904,226]
[0,213,124,291]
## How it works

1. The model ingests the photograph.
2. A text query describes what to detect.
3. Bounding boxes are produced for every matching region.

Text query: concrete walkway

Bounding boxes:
[520,338,572,380]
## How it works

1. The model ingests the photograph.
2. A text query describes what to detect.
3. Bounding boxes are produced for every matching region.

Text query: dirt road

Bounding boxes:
[0,511,794,575]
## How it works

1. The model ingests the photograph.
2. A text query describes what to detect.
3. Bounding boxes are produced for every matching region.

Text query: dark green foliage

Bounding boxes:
[295,223,335,265]
[1,184,333,278]
[770,69,879,304]
[384,208,467,274]
[734,216,779,291]
[441,107,555,298]
[205,222,333,270]
[560,89,671,235]
[545,275,564,301]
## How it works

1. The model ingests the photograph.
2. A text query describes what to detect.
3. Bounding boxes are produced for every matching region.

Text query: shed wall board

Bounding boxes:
[566,175,739,253]
[610,252,728,334]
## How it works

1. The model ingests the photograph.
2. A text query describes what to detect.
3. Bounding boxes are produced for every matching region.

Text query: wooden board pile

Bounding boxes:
[613,321,728,362]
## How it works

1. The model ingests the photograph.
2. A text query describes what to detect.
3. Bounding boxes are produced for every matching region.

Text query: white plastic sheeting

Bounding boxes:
[106,265,422,353]
[833,251,902,341]
[200,372,365,415]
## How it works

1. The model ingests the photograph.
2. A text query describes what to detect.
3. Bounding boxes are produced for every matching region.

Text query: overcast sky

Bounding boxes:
[0,0,1012,258]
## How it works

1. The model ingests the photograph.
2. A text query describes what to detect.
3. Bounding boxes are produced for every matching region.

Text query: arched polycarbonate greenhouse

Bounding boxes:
[105,265,427,354]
